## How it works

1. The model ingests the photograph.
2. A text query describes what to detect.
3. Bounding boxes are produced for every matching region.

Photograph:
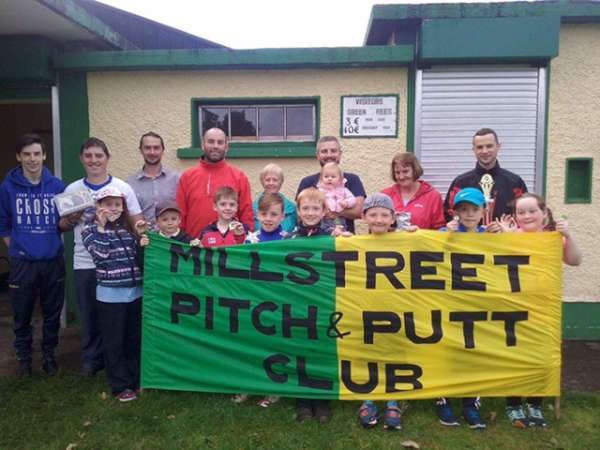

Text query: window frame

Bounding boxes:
[564,157,593,204]
[178,97,320,159]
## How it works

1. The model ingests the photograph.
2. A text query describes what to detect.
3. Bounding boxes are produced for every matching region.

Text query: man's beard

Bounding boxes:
[144,157,162,166]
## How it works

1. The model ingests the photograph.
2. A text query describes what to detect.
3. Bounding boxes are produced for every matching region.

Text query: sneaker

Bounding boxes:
[258,395,279,408]
[296,406,313,422]
[526,403,547,428]
[383,404,402,431]
[358,401,379,428]
[463,406,486,430]
[16,360,32,378]
[231,393,249,404]
[506,405,528,429]
[42,358,58,376]
[116,389,137,403]
[314,402,331,424]
[436,399,460,426]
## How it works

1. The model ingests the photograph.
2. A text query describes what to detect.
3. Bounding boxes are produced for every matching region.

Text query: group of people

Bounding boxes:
[0,126,580,430]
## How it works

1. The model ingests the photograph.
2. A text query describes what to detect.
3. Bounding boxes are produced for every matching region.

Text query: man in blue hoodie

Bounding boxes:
[0,133,65,377]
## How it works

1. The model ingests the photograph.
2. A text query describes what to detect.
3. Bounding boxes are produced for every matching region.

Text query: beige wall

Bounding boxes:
[87,67,408,201]
[548,24,600,302]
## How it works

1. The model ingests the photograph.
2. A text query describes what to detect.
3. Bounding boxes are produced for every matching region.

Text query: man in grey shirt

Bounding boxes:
[127,131,179,229]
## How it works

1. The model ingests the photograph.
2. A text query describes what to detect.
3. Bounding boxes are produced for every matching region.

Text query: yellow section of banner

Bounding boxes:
[335,231,562,400]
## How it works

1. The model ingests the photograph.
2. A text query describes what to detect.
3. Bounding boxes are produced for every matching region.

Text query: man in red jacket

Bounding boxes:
[176,128,253,237]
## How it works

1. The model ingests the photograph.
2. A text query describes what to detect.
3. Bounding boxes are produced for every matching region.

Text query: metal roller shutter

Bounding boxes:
[415,66,546,194]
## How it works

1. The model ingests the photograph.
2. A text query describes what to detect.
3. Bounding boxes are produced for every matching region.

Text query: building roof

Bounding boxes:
[76,0,225,50]
[0,0,224,51]
[365,0,600,45]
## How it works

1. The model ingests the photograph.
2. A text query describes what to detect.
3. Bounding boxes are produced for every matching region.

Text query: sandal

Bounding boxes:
[384,405,402,430]
[358,402,379,428]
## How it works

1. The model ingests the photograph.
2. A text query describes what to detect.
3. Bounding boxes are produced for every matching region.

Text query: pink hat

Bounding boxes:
[96,186,124,201]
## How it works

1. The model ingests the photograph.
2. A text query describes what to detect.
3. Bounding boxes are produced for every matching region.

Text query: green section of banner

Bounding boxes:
[142,234,339,398]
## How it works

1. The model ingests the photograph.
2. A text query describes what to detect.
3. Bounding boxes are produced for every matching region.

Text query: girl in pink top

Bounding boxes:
[499,193,581,429]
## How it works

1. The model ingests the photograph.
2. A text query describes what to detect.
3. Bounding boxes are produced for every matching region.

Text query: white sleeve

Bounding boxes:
[119,181,142,215]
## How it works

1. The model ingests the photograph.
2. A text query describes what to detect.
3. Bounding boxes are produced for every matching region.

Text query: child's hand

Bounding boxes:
[331,226,352,237]
[230,221,245,236]
[446,218,459,232]
[404,225,419,233]
[135,219,149,235]
[498,214,517,232]
[486,221,502,233]
[140,234,150,247]
[339,199,348,209]
[555,219,571,237]
[95,207,109,227]
[189,238,202,247]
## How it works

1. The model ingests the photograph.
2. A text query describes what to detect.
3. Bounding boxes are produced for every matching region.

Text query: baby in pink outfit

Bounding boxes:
[317,162,357,214]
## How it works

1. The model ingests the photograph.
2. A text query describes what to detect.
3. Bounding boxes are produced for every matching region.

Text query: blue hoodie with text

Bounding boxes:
[0,166,64,260]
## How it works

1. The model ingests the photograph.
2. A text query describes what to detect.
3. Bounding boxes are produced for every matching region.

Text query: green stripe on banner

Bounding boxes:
[141,233,338,398]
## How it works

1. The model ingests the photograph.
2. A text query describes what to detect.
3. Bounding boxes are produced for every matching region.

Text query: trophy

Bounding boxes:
[479,174,495,225]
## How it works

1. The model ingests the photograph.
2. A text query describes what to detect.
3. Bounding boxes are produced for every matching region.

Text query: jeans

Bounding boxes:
[74,269,104,369]
[9,257,65,362]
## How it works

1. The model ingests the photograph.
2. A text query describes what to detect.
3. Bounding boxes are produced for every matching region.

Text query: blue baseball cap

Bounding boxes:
[453,187,485,207]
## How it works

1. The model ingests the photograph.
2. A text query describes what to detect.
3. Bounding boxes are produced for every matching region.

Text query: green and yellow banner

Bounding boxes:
[141,231,562,399]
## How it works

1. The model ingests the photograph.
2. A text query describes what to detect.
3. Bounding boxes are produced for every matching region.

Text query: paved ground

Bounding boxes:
[1,293,599,391]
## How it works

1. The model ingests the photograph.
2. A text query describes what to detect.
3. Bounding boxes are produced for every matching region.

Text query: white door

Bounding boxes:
[415,66,546,194]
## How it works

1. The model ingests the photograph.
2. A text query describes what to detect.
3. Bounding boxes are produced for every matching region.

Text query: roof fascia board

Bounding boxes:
[54,46,414,71]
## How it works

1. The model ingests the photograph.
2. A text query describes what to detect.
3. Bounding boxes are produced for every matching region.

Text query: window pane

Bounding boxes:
[230,108,257,141]
[286,106,314,140]
[258,107,284,141]
[201,107,228,136]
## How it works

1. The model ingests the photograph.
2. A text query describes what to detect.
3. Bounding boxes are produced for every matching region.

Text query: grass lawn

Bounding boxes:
[1,373,599,450]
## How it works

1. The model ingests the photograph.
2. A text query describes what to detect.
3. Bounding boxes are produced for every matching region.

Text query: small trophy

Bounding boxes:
[479,174,495,225]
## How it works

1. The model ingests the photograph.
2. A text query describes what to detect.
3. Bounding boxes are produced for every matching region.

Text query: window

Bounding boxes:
[177,97,320,159]
[200,103,316,143]
[565,158,593,204]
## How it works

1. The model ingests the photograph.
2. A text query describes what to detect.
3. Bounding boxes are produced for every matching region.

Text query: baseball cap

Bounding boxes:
[96,186,124,201]
[362,193,395,213]
[156,201,181,218]
[453,187,485,207]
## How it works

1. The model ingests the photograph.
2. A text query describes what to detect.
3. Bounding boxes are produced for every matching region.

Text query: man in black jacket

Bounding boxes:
[443,128,528,222]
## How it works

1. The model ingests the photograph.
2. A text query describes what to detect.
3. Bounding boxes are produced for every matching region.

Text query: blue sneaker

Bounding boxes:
[436,399,460,426]
[506,405,528,429]
[358,401,379,428]
[525,403,547,428]
[463,406,486,430]
[383,403,402,431]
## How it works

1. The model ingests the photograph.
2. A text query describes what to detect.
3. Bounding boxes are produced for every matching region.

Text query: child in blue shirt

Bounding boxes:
[233,193,288,407]
[437,187,487,429]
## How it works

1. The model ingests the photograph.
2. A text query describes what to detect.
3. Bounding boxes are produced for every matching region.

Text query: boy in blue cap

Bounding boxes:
[437,187,487,429]
[441,187,486,233]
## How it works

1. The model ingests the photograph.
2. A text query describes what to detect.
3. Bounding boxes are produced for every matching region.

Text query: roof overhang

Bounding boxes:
[54,46,415,71]
[0,0,138,50]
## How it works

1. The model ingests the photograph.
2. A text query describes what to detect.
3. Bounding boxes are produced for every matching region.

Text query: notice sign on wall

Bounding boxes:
[341,95,398,137]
